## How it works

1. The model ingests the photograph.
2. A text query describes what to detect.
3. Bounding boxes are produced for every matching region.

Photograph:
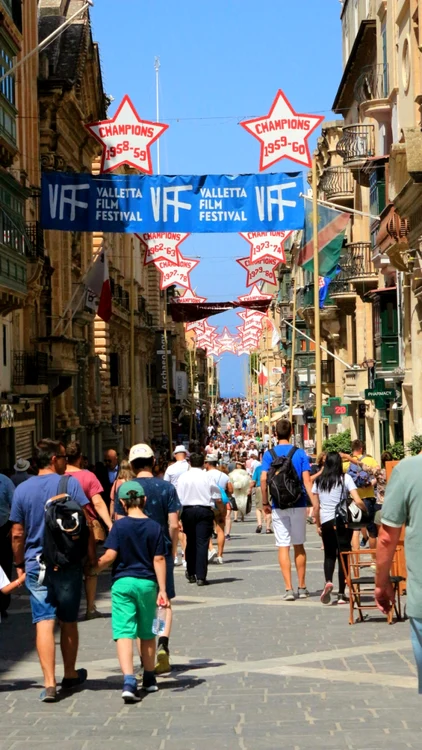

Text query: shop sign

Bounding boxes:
[322,397,350,424]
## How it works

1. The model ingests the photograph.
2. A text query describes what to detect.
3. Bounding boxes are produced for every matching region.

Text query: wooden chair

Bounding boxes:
[340,548,405,625]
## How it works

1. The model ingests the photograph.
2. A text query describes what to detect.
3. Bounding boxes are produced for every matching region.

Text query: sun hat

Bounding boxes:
[14,458,30,472]
[173,445,187,456]
[128,444,154,462]
[206,453,219,463]
[118,480,145,500]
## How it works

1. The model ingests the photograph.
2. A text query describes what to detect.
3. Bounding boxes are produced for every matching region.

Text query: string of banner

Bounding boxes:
[41,89,342,358]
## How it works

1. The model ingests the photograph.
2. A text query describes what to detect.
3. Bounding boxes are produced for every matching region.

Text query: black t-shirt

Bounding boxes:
[105,516,165,583]
[116,477,181,555]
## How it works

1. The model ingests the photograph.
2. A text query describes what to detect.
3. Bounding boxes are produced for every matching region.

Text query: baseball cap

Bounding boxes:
[206,453,219,463]
[129,443,154,462]
[119,480,145,499]
[173,444,187,456]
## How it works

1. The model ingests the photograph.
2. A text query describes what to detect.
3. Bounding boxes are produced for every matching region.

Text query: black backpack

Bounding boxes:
[42,476,89,569]
[266,447,303,509]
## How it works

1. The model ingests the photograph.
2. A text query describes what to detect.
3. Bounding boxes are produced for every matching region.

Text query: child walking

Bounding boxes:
[93,481,169,703]
[0,566,25,622]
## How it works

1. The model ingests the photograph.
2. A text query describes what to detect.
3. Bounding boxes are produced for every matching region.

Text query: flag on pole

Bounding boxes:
[85,250,112,322]
[266,317,281,348]
[258,364,268,387]
[297,202,350,278]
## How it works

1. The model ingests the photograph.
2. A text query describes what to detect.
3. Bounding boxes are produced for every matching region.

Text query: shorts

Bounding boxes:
[410,618,422,694]
[254,487,263,510]
[165,554,176,600]
[26,565,83,624]
[364,498,382,538]
[111,577,157,640]
[272,507,307,547]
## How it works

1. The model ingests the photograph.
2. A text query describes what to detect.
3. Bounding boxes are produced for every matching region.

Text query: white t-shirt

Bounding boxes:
[312,474,357,524]
[177,468,215,508]
[206,469,229,500]
[164,459,189,491]
[0,565,10,591]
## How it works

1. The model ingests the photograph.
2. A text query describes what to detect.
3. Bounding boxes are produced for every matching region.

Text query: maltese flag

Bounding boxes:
[257,364,268,387]
[266,317,281,348]
[85,250,112,323]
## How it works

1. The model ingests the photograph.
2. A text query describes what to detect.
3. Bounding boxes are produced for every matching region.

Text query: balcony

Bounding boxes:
[347,242,378,288]
[25,222,45,260]
[336,124,375,168]
[354,64,390,119]
[110,279,130,312]
[13,351,49,394]
[138,294,154,328]
[320,167,354,203]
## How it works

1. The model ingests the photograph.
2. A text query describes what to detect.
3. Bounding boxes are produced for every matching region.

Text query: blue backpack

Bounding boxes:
[347,458,371,489]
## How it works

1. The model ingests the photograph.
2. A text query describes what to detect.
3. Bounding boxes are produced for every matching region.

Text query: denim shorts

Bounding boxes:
[25,565,83,624]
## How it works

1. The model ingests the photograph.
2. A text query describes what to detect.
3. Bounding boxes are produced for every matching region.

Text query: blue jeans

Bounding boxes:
[410,618,422,693]
[26,565,83,624]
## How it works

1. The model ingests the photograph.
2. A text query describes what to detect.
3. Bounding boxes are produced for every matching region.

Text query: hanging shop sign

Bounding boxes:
[137,232,190,265]
[241,89,324,171]
[85,95,169,175]
[175,371,189,401]
[41,172,304,234]
[239,231,290,264]
[364,379,396,410]
[155,331,173,393]
[236,254,281,287]
[321,397,351,425]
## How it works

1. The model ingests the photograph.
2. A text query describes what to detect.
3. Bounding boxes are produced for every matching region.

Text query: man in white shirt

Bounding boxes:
[178,453,217,586]
[164,446,189,491]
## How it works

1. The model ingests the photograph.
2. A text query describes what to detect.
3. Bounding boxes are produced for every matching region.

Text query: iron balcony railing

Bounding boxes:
[13,351,48,386]
[348,242,376,278]
[329,269,353,296]
[354,64,389,106]
[298,283,336,309]
[320,167,354,201]
[336,124,375,164]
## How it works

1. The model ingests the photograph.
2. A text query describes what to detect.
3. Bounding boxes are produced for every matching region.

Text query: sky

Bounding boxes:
[91,0,344,398]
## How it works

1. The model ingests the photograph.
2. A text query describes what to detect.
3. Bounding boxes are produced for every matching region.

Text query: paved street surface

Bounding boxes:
[0,521,420,749]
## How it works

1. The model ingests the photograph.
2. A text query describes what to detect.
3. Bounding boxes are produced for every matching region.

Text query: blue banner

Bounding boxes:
[41,172,304,234]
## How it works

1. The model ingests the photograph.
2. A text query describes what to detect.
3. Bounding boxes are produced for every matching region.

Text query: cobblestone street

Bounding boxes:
[0,521,419,749]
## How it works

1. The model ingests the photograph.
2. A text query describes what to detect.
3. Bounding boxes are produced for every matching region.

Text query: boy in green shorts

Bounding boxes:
[93,481,169,703]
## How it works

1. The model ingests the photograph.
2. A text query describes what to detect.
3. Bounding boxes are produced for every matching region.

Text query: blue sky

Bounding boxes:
[91,0,343,397]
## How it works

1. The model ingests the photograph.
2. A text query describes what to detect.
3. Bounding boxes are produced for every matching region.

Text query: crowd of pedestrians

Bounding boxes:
[1,397,422,701]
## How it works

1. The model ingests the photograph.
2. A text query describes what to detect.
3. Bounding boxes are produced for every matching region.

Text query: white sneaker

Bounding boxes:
[182,560,187,569]
[174,556,182,566]
[216,556,224,565]
[208,549,217,563]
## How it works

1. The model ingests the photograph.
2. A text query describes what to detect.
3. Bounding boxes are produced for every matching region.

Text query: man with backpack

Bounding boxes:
[10,439,96,702]
[260,419,316,601]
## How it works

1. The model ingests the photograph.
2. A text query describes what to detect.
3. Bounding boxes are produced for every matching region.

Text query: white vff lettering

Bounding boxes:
[49,184,90,221]
[150,186,193,223]
[255,182,297,222]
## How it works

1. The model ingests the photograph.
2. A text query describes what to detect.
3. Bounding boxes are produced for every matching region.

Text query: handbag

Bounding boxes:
[91,518,106,543]
[334,478,370,530]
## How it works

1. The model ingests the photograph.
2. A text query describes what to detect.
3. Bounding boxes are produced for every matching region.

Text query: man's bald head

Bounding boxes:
[105,449,118,469]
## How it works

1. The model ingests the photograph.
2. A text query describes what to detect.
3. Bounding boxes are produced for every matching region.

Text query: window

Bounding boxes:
[2,323,6,367]
[110,352,119,387]
[0,46,15,107]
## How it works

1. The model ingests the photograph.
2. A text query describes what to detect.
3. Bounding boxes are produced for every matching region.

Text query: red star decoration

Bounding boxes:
[175,288,207,304]
[240,90,324,171]
[237,285,273,304]
[216,327,238,353]
[155,253,199,291]
[236,255,281,287]
[85,95,168,174]
[137,233,190,265]
[239,231,292,264]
